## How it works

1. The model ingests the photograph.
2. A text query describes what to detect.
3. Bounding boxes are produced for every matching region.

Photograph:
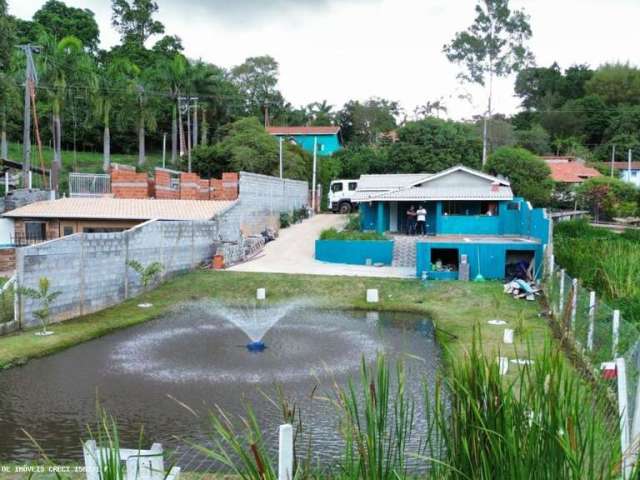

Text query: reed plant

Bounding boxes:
[197,338,623,479]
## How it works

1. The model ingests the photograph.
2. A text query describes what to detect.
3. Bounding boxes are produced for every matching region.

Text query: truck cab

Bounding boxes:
[328,179,358,213]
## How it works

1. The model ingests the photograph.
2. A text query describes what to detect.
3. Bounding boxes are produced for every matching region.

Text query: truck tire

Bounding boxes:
[338,202,352,214]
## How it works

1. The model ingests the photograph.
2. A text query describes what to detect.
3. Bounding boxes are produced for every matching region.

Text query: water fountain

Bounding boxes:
[215,301,301,352]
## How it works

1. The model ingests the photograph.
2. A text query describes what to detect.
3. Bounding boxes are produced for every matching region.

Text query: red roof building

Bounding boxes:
[543,156,601,184]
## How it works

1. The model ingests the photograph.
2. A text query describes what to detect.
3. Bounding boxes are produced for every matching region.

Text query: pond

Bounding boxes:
[0,302,441,468]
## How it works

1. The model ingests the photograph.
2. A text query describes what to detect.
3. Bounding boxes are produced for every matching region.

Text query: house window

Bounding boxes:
[63,226,74,236]
[507,201,521,211]
[348,182,358,191]
[25,221,46,241]
[331,183,343,193]
[443,201,498,216]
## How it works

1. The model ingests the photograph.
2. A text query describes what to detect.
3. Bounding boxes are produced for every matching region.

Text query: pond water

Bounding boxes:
[0,302,441,467]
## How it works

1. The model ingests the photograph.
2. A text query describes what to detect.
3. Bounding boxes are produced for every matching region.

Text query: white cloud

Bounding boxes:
[10,0,640,120]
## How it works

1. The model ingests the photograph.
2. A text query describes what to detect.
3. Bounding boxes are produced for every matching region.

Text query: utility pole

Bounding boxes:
[311,136,318,212]
[264,102,270,128]
[162,132,167,168]
[18,44,40,175]
[611,145,616,177]
[192,98,198,149]
[279,137,283,179]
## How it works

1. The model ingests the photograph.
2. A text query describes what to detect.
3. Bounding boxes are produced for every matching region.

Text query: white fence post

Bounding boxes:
[617,357,632,478]
[559,269,566,313]
[630,365,640,473]
[278,424,293,480]
[548,254,555,280]
[587,291,596,351]
[570,278,578,331]
[613,310,621,358]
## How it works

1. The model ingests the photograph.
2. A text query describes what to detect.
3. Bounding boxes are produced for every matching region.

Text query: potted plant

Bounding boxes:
[19,277,61,336]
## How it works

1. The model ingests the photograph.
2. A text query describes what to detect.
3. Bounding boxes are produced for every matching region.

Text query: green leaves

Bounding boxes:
[127,259,163,291]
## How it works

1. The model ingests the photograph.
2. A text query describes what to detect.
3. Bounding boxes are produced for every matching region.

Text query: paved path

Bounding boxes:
[229,214,415,278]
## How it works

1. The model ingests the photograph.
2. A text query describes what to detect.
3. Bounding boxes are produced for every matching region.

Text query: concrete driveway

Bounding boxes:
[229,214,414,278]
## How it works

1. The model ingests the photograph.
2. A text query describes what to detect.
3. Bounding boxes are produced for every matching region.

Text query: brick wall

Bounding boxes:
[0,248,15,270]
[111,169,150,198]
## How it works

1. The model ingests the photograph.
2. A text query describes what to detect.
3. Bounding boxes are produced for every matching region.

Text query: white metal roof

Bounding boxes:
[352,186,513,202]
[356,173,432,191]
[353,166,513,202]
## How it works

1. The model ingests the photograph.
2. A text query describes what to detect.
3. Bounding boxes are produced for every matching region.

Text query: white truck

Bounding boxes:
[328,179,359,214]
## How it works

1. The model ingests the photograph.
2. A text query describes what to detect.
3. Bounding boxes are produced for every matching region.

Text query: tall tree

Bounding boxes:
[337,98,399,145]
[111,0,164,48]
[444,0,534,165]
[231,55,282,122]
[33,0,100,53]
[306,100,335,126]
[158,53,187,163]
[586,63,640,106]
[0,0,16,160]
[40,34,95,190]
[94,59,139,171]
[131,73,157,166]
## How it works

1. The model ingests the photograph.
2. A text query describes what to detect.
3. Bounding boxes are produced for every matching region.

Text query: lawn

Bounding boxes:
[6,142,165,192]
[0,270,548,371]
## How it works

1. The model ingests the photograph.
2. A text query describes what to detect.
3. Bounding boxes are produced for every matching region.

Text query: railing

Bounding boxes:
[69,173,111,197]
[544,256,640,478]
[11,233,49,247]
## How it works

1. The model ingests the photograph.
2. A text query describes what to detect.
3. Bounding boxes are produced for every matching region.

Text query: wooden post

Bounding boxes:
[617,357,632,478]
[278,424,293,480]
[559,269,566,313]
[570,278,578,331]
[613,309,621,358]
[587,291,596,351]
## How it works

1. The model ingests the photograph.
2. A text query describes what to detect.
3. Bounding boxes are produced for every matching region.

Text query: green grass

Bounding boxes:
[0,270,547,370]
[6,142,164,191]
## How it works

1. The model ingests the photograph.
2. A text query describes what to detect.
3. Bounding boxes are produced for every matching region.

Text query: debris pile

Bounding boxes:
[504,278,541,301]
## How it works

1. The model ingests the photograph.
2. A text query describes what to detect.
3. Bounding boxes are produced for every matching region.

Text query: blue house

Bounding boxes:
[352,166,551,280]
[266,126,342,156]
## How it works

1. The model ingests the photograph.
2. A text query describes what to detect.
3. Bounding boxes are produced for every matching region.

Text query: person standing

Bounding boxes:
[406,205,417,235]
[416,205,427,235]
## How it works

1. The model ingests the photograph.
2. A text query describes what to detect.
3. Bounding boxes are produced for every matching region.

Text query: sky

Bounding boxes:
[9,0,640,120]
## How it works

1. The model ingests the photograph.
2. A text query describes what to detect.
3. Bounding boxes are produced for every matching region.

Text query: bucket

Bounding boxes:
[213,254,224,270]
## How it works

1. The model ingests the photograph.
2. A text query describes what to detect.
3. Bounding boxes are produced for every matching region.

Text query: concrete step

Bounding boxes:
[392,236,417,267]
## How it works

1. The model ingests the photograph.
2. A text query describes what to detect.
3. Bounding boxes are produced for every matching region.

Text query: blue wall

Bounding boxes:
[315,240,394,265]
[416,241,545,280]
[274,133,341,156]
[363,197,550,245]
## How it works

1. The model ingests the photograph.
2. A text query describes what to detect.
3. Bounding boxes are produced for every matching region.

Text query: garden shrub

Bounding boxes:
[319,228,386,241]
[279,212,291,229]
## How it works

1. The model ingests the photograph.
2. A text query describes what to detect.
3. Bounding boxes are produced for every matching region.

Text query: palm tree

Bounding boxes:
[18,277,61,336]
[94,59,139,172]
[40,34,94,190]
[158,54,188,164]
[127,260,163,292]
[133,74,157,166]
[307,100,334,125]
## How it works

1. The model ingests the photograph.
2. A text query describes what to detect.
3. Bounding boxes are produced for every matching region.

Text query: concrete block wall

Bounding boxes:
[217,172,308,245]
[16,219,218,328]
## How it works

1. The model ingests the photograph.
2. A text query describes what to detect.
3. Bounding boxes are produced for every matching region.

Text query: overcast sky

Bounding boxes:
[9,0,640,120]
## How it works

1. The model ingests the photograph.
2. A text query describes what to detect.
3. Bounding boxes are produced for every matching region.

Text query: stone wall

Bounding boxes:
[16,220,218,328]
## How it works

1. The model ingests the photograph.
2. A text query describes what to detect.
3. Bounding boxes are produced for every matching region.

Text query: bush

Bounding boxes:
[485,146,553,206]
[279,212,290,229]
[575,176,639,221]
[343,214,361,232]
[319,228,386,241]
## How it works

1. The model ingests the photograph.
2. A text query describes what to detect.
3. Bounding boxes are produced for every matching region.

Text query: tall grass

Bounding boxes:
[554,220,640,322]
[196,341,623,479]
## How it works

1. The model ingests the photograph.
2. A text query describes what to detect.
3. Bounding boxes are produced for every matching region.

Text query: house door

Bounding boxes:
[426,202,437,235]
[389,202,398,232]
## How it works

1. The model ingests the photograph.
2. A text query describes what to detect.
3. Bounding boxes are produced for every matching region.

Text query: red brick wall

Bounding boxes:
[155,169,179,199]
[111,169,149,198]
[221,172,239,200]
[198,179,211,200]
[179,173,200,200]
